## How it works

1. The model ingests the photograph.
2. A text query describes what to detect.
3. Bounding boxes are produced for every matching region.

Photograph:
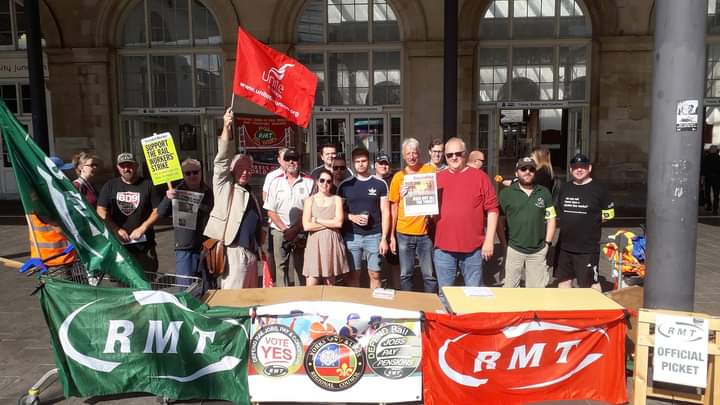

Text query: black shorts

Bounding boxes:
[554,250,599,287]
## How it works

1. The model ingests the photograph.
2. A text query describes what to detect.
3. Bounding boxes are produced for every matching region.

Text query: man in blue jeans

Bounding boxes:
[433,138,499,292]
[338,147,390,288]
[388,138,438,293]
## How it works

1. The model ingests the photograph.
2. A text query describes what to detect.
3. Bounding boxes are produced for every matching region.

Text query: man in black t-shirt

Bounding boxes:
[555,153,614,289]
[97,152,161,272]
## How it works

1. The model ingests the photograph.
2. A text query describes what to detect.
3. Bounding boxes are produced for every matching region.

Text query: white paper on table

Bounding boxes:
[463,286,494,297]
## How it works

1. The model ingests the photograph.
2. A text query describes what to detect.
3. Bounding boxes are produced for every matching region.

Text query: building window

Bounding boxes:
[295,0,401,106]
[478,0,591,103]
[0,0,24,49]
[118,0,223,109]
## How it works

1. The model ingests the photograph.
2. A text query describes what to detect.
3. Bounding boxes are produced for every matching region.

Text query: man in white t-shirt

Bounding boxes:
[262,147,288,202]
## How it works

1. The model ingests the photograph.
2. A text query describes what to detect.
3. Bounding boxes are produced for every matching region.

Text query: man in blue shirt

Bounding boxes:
[338,147,390,289]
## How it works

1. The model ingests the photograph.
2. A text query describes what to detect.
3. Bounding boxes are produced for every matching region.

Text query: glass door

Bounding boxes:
[477,110,497,176]
[351,115,385,163]
[0,119,30,196]
[312,116,349,167]
[567,107,584,161]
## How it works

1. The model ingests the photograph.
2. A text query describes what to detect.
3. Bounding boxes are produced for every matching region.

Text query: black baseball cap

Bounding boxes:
[283,149,299,161]
[569,153,591,166]
[375,152,390,164]
[516,157,535,169]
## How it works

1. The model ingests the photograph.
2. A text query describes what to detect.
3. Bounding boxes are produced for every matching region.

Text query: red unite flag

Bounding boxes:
[233,27,318,128]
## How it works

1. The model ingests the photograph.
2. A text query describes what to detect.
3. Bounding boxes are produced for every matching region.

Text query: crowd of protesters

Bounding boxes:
[45,106,618,295]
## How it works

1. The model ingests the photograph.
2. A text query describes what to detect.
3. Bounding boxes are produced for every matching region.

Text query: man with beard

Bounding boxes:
[498,157,556,288]
[434,138,498,290]
[264,148,314,286]
[97,152,161,271]
[555,153,614,289]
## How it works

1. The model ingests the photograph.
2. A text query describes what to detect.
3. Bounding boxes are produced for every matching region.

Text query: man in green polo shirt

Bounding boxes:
[498,157,557,288]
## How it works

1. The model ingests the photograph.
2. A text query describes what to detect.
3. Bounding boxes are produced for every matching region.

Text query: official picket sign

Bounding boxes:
[141,132,183,185]
[249,301,422,403]
[652,314,709,387]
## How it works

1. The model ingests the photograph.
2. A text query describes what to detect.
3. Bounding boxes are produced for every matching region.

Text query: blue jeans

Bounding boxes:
[434,248,484,292]
[397,233,437,293]
[176,249,201,286]
[345,233,382,272]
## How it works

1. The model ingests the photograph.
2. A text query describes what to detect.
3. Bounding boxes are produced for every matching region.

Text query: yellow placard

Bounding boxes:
[141,132,183,185]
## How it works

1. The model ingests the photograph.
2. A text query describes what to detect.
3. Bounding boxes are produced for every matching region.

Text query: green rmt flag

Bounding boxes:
[0,98,149,288]
[41,278,251,403]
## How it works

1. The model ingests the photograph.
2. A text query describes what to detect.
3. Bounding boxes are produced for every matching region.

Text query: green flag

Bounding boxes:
[0,98,149,288]
[40,277,251,403]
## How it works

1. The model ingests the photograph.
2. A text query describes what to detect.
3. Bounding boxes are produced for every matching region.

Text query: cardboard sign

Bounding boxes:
[141,132,183,185]
[403,173,439,216]
[652,314,708,388]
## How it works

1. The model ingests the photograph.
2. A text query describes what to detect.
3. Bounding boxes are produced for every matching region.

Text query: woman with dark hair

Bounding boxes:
[71,152,100,207]
[302,169,349,286]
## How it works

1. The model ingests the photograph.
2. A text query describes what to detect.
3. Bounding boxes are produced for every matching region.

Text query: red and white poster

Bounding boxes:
[233,27,318,128]
[235,114,293,149]
[422,310,627,405]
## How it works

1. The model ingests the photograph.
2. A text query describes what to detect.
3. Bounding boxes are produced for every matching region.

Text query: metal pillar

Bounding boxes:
[644,0,706,311]
[24,0,50,153]
[442,0,458,141]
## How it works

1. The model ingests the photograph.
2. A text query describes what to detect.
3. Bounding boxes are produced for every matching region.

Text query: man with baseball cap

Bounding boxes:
[498,157,556,288]
[555,153,614,289]
[97,152,161,271]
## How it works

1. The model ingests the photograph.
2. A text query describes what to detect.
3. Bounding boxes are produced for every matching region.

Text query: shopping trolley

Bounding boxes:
[603,228,647,290]
[17,248,200,405]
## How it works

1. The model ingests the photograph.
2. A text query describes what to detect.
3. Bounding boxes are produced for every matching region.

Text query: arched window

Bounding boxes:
[478,0,591,103]
[119,0,223,108]
[294,0,401,106]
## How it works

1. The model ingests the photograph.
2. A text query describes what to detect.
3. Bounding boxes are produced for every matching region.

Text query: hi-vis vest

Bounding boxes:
[28,214,76,267]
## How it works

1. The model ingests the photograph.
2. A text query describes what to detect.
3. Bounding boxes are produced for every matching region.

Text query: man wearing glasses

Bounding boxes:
[264,148,314,287]
[555,153,614,290]
[425,138,447,171]
[311,143,353,182]
[433,138,498,292]
[498,157,556,288]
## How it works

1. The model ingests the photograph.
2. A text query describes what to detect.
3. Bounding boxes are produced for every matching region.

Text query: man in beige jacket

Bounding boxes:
[204,108,263,288]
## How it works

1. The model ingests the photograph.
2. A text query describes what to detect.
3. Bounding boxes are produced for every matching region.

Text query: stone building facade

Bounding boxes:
[0,0,716,208]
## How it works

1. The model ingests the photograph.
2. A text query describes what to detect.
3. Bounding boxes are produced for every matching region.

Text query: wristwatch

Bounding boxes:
[545,241,552,247]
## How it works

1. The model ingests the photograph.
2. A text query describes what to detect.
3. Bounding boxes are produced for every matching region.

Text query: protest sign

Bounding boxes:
[403,173,439,216]
[652,314,708,387]
[172,190,205,230]
[236,114,293,149]
[249,301,422,403]
[422,310,627,405]
[40,278,251,403]
[141,132,183,185]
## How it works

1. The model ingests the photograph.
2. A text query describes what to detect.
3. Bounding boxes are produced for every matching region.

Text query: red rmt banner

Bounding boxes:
[233,27,318,128]
[422,310,628,405]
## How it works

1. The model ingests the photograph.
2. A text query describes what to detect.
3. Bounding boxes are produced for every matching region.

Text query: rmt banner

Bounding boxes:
[141,132,183,185]
[422,310,627,405]
[40,278,251,404]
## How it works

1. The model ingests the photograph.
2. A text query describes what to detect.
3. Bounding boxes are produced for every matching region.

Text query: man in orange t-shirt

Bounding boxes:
[388,137,438,293]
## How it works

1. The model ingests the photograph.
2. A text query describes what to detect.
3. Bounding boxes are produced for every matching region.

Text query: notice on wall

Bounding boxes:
[172,190,205,230]
[652,314,708,388]
[141,132,183,185]
[676,99,699,132]
[402,173,438,216]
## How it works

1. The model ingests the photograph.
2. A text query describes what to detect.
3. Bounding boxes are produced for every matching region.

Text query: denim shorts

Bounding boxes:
[345,232,382,272]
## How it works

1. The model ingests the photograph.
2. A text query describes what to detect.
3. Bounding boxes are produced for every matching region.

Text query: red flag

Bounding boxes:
[233,27,318,128]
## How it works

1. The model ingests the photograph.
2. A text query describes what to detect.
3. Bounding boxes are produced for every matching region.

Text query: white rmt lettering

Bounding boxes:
[143,320,183,354]
[473,351,501,372]
[554,340,581,364]
[103,320,134,353]
[192,326,216,354]
[508,343,546,369]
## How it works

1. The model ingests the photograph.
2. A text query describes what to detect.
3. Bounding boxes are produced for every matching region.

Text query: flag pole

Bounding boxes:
[230,94,237,143]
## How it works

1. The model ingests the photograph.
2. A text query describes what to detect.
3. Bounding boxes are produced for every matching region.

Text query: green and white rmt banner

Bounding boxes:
[40,278,251,403]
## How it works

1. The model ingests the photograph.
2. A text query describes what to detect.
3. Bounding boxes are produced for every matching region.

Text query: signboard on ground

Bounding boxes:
[141,132,183,185]
[652,314,708,388]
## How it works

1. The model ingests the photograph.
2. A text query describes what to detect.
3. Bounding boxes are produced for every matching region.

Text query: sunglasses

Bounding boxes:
[376,161,389,165]
[318,178,332,184]
[445,151,464,159]
[333,166,346,171]
[85,163,98,168]
[284,157,299,162]
[184,170,200,176]
[519,167,536,173]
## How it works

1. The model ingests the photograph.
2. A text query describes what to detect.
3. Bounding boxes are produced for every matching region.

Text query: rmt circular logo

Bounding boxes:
[304,334,365,391]
[367,324,421,379]
[250,324,303,377]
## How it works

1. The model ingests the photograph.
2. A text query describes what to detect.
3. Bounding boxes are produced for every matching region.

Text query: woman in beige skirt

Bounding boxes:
[302,169,349,285]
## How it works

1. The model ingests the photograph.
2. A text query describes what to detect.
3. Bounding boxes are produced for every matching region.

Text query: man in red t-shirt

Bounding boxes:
[434,137,499,290]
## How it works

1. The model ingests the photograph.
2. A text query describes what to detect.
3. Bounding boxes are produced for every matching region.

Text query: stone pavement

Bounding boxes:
[0,203,717,404]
